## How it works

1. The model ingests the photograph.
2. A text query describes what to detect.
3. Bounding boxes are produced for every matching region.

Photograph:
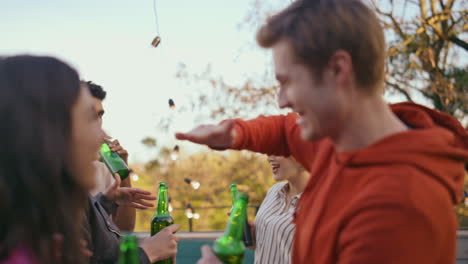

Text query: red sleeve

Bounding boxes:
[228,113,318,171]
[230,114,292,157]
[338,200,450,264]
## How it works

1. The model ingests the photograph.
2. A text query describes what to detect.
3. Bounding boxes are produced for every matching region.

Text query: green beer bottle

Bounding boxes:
[214,193,249,264]
[230,184,238,205]
[151,182,174,264]
[118,234,140,264]
[99,142,131,180]
[230,184,253,247]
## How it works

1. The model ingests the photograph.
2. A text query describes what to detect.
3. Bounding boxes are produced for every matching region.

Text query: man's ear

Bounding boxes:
[328,50,353,88]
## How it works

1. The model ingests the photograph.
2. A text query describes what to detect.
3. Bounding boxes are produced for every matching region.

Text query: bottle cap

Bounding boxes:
[151,36,161,47]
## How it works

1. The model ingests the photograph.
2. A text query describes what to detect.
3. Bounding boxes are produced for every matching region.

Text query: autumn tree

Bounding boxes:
[373,0,467,124]
[176,0,467,125]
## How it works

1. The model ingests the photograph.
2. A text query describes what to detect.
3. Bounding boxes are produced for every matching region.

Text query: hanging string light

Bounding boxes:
[170,145,180,161]
[129,169,139,182]
[168,98,175,109]
[184,177,201,190]
[132,174,139,182]
[151,0,161,47]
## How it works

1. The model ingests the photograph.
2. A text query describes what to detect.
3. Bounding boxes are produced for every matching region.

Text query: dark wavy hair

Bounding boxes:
[85,80,106,100]
[0,55,87,264]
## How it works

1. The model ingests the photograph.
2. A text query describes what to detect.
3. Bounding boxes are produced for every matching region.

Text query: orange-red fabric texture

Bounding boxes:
[231,102,468,264]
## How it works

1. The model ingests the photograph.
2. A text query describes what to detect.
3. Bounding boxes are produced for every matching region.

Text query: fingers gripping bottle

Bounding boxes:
[150,182,174,264]
[214,193,249,264]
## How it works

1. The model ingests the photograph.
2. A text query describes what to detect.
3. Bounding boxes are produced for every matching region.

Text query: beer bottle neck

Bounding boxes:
[224,198,247,240]
[157,187,169,214]
[128,239,139,264]
[230,187,238,206]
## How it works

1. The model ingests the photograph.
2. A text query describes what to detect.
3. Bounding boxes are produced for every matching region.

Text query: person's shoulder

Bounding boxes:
[350,165,444,210]
[266,182,288,196]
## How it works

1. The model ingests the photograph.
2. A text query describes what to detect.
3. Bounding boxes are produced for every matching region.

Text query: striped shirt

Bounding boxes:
[254,182,301,264]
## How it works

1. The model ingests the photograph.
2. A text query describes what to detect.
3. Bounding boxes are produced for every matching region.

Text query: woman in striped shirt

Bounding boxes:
[253,155,310,264]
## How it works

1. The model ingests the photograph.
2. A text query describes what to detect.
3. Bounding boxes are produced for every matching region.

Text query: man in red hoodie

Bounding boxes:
[182,0,468,263]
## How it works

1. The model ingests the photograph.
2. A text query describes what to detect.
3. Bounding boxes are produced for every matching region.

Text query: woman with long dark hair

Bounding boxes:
[0,55,103,263]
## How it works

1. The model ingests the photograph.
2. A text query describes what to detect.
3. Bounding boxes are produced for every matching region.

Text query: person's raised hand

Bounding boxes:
[106,138,129,164]
[103,174,156,209]
[175,120,235,150]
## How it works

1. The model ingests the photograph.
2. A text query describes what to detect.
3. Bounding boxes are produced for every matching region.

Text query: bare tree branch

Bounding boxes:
[438,0,446,10]
[446,0,456,11]
[447,13,465,32]
[420,0,429,20]
[416,86,435,99]
[441,42,452,71]
[386,80,414,101]
[375,7,408,39]
[449,35,468,51]
[430,0,439,15]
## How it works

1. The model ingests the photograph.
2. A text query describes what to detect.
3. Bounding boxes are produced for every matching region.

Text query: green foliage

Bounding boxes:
[131,151,275,232]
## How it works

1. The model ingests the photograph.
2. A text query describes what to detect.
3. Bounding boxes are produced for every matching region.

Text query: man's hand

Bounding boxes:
[104,174,156,209]
[105,137,129,164]
[140,224,180,263]
[196,245,222,264]
[175,120,235,150]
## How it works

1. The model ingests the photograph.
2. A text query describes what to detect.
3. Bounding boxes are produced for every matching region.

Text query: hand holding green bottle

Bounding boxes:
[106,138,129,164]
[150,182,176,264]
[141,224,180,264]
[196,191,249,264]
[212,193,249,264]
[99,138,131,180]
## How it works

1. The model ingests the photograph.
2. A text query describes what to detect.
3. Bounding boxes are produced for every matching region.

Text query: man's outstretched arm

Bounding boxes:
[176,114,294,157]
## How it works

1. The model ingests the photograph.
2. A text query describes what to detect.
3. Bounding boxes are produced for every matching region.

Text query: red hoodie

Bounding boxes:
[230,102,468,264]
